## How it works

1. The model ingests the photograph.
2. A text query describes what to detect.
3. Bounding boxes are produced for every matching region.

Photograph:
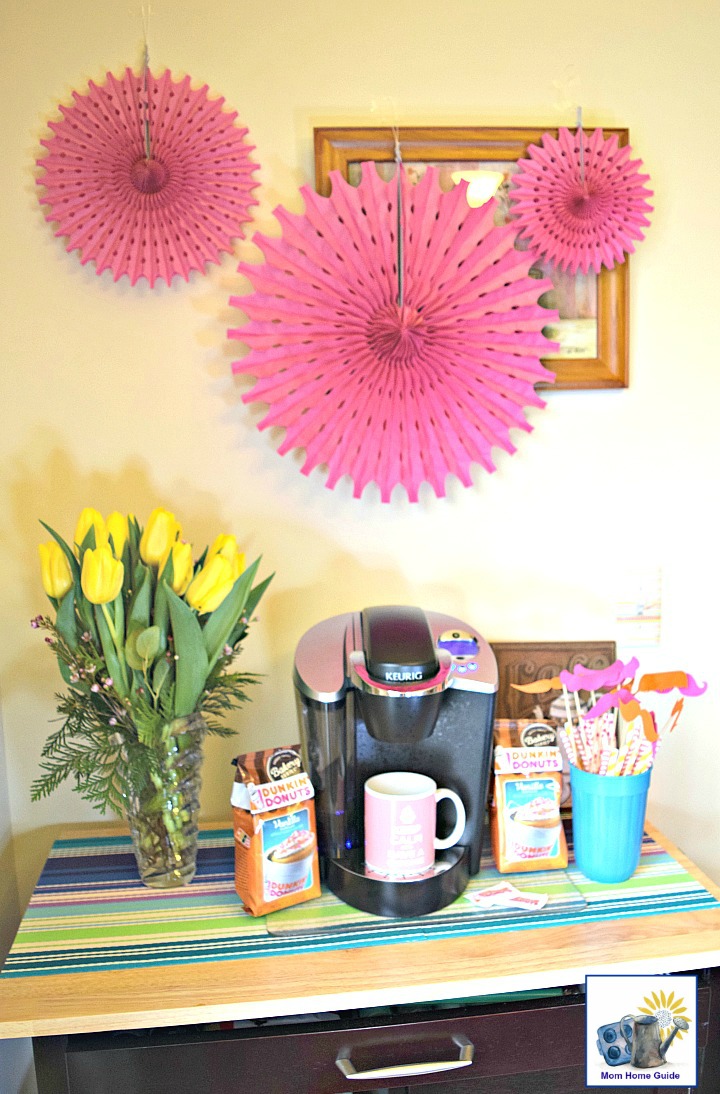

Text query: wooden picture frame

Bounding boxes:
[489,640,617,719]
[314,126,629,391]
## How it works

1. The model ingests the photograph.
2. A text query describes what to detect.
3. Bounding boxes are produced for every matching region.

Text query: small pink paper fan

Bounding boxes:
[229,164,557,502]
[509,127,653,275]
[37,68,260,286]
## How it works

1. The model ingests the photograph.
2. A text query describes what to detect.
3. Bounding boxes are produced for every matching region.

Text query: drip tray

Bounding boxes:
[326,846,469,918]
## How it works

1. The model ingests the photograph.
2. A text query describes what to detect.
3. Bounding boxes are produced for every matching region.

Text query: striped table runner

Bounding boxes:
[2,830,718,978]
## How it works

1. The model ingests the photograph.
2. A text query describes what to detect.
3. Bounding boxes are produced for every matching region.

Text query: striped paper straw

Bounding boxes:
[562,720,581,768]
[620,725,642,775]
[606,746,626,776]
[632,741,654,775]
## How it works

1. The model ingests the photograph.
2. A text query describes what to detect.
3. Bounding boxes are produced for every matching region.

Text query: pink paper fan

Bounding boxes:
[229,164,557,502]
[37,68,260,286]
[509,127,653,275]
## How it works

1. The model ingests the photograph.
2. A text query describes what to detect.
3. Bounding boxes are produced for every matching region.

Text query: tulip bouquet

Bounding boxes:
[32,506,272,887]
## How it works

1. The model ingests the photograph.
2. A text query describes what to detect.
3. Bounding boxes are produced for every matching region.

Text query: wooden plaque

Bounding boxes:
[490,640,617,719]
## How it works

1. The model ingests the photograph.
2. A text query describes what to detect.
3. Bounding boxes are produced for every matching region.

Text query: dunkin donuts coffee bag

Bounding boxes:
[231,746,321,915]
[489,720,567,873]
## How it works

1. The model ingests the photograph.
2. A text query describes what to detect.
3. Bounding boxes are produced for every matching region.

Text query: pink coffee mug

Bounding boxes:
[364,771,466,878]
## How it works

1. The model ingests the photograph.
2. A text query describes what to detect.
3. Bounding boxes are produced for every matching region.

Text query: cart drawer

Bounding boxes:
[61,996,587,1094]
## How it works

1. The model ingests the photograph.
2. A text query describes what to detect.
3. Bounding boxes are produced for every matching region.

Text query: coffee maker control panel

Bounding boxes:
[293,608,497,703]
[437,629,478,655]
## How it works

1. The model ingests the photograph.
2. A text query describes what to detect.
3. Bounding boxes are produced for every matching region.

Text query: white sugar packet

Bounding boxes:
[466,881,548,911]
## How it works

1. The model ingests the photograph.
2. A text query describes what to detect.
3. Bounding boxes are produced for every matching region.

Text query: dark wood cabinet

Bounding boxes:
[33,968,718,1094]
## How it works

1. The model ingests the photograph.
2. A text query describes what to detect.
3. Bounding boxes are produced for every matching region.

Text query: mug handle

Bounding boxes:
[620,1015,634,1044]
[434,789,466,850]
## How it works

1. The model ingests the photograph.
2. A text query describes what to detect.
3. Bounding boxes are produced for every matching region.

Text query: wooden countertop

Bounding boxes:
[1,821,719,1040]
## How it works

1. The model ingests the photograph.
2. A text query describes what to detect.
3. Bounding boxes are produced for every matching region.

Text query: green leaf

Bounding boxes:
[245,571,274,616]
[128,515,142,555]
[55,586,79,652]
[202,557,262,670]
[79,525,98,554]
[95,605,128,698]
[158,550,174,586]
[119,536,133,597]
[124,627,145,671]
[228,572,274,647]
[125,625,160,673]
[165,587,209,717]
[152,657,172,703]
[153,578,170,654]
[57,659,72,685]
[112,587,125,656]
[136,625,161,662]
[129,667,146,702]
[127,563,152,633]
[76,595,99,645]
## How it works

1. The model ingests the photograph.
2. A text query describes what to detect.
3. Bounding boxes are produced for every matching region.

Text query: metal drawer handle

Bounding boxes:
[336,1033,474,1081]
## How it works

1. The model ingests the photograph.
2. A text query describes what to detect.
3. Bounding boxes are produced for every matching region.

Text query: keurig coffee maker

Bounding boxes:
[293,605,497,916]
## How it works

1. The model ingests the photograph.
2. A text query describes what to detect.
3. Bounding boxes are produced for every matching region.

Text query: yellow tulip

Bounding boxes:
[81,545,124,605]
[74,508,107,554]
[139,507,181,566]
[231,551,246,581]
[106,511,129,557]
[162,541,194,595]
[208,534,237,561]
[185,555,235,614]
[208,534,245,580]
[38,541,73,600]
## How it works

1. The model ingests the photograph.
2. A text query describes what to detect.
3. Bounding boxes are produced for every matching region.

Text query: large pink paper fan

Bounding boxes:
[509,127,653,275]
[229,164,557,502]
[37,68,260,286]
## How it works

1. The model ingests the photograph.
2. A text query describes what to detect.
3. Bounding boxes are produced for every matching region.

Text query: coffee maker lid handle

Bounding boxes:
[361,605,439,683]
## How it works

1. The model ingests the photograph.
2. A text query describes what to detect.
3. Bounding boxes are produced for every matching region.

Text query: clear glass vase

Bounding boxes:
[123,713,206,889]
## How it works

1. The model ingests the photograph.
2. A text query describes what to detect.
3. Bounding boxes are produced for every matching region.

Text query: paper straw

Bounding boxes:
[579,716,591,767]
[561,681,573,724]
[577,719,593,770]
[606,746,625,776]
[598,747,611,776]
[620,723,642,775]
[561,720,580,767]
[631,740,654,775]
[596,712,612,765]
[587,718,600,773]
[632,750,653,775]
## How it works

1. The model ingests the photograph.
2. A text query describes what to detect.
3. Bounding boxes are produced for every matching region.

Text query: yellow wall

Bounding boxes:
[1,0,719,944]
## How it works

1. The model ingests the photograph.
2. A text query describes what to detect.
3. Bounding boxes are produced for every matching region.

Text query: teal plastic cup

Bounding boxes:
[569,764,651,884]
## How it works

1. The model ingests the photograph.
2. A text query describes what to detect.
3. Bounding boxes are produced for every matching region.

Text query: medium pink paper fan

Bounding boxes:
[37,68,260,286]
[509,127,653,275]
[229,164,557,502]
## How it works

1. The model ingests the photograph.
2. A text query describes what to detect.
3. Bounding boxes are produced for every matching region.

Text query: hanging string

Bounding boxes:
[392,125,403,307]
[141,3,152,160]
[576,105,586,191]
